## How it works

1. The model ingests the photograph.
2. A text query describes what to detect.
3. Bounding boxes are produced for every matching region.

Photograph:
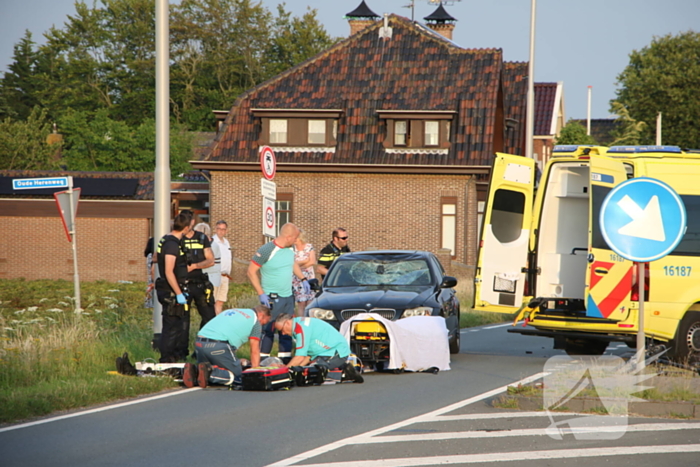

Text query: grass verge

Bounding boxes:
[0,278,256,424]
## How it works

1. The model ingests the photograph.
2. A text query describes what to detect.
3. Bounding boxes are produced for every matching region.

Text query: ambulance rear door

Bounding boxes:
[474,153,535,313]
[587,155,633,320]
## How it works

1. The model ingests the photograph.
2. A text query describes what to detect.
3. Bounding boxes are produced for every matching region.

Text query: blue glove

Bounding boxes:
[301,279,311,295]
[259,294,271,307]
[176,293,187,305]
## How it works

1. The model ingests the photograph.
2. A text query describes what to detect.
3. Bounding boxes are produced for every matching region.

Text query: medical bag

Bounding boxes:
[241,367,292,391]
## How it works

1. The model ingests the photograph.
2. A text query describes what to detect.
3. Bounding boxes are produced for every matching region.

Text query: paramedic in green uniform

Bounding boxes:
[247,223,310,362]
[274,313,363,383]
[183,305,272,388]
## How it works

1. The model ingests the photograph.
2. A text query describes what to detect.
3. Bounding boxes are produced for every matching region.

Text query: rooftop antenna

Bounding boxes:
[404,0,460,22]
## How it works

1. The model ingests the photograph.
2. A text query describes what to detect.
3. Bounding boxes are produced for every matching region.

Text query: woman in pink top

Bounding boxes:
[292,230,316,316]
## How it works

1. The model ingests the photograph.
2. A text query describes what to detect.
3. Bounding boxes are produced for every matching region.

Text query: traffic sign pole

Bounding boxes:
[599,177,687,373]
[636,262,645,371]
[67,177,81,313]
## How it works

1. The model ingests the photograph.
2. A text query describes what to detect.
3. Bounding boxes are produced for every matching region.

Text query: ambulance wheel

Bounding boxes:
[449,329,460,354]
[670,312,700,364]
[563,338,608,356]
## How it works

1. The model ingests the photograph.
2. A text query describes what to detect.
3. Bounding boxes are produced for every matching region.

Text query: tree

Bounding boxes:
[555,120,598,145]
[609,102,647,146]
[611,31,700,149]
[58,109,193,173]
[0,31,41,121]
[0,107,61,170]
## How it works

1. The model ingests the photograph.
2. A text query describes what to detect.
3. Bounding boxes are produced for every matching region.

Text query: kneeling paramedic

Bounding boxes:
[274,313,363,383]
[183,305,272,388]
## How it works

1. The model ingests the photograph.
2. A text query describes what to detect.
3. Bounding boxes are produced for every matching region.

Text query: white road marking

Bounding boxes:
[428,411,587,421]
[295,444,700,467]
[0,388,200,433]
[484,323,516,330]
[267,372,547,467]
[356,422,700,444]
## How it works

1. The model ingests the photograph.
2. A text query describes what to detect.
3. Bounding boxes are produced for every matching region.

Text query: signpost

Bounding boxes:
[600,177,687,370]
[13,176,82,313]
[260,146,277,238]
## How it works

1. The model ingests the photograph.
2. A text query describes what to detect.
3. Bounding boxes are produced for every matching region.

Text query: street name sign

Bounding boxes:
[13,177,69,190]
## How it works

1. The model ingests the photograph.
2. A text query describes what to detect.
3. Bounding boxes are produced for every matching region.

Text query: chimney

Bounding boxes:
[346,0,379,36]
[424,4,457,41]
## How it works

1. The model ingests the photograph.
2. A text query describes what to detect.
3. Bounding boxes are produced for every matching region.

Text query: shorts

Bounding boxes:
[214,275,229,302]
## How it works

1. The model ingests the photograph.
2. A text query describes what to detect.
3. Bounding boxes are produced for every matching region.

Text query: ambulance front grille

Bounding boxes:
[341,309,396,320]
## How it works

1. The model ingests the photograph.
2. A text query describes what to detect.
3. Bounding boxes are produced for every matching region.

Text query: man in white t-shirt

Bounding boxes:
[212,220,232,315]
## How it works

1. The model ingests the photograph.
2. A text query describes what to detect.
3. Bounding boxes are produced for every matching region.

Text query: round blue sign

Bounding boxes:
[600,177,686,262]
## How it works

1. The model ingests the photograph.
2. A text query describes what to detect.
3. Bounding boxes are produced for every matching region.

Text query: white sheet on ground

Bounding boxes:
[340,313,450,372]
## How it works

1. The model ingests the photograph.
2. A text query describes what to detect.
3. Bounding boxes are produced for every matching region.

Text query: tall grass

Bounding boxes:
[0,278,256,424]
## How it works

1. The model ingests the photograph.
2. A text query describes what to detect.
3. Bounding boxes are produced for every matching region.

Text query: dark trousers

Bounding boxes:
[261,295,294,357]
[158,293,190,363]
[187,281,216,330]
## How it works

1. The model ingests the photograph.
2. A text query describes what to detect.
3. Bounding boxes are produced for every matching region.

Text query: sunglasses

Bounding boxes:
[337,236,348,240]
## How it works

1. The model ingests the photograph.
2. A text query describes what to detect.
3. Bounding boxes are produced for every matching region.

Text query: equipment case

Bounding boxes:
[241,367,292,391]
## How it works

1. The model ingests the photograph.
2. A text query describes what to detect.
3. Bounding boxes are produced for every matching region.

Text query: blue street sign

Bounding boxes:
[12,177,69,190]
[600,177,686,262]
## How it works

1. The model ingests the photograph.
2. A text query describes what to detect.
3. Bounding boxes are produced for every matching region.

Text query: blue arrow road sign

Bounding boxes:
[600,177,686,262]
[13,177,69,190]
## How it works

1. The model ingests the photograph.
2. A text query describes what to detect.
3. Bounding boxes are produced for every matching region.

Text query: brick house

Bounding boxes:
[193,5,531,269]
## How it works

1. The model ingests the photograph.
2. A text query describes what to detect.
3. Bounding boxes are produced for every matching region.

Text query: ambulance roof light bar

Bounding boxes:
[607,145,682,154]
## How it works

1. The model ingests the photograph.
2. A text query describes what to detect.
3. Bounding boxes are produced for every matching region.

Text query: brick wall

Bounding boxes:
[209,171,478,271]
[0,216,150,282]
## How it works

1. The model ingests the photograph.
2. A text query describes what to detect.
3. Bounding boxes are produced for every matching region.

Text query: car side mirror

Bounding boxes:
[308,278,320,292]
[440,276,457,288]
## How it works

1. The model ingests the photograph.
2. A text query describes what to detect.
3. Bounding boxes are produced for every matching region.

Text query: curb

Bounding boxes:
[492,395,700,419]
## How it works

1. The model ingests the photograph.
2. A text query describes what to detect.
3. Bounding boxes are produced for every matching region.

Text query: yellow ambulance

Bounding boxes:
[474,145,700,362]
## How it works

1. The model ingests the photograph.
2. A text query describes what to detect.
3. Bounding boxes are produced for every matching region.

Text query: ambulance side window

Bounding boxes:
[671,195,700,256]
[490,189,525,243]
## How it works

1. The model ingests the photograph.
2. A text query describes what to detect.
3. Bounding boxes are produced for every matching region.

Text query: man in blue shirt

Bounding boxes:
[247,223,310,363]
[274,313,363,383]
[183,305,271,388]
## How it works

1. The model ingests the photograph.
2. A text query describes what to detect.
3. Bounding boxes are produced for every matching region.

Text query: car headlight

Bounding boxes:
[307,308,336,320]
[402,307,433,318]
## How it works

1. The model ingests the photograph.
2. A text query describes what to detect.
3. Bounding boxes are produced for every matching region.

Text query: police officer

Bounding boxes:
[182,220,216,356]
[155,210,193,363]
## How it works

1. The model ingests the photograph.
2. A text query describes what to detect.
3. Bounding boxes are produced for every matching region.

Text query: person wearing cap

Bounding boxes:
[183,305,272,388]
[274,313,363,383]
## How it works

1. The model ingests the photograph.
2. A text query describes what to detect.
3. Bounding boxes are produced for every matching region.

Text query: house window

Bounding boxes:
[395,120,408,146]
[270,119,288,144]
[425,121,439,146]
[308,120,326,144]
[275,194,293,236]
[441,197,457,257]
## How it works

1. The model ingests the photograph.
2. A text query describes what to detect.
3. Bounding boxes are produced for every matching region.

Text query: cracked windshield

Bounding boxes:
[327,259,431,287]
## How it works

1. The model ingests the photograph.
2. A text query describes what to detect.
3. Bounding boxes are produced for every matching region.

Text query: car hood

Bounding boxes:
[312,286,435,311]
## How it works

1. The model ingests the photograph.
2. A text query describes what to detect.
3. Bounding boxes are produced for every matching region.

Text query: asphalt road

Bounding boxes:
[2,324,698,467]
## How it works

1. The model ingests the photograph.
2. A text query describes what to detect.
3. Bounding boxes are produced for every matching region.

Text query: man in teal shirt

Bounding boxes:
[274,313,363,383]
[183,305,271,388]
[247,223,310,362]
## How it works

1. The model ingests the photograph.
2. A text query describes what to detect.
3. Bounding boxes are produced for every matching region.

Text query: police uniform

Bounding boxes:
[156,234,189,363]
[317,243,350,280]
[182,231,216,337]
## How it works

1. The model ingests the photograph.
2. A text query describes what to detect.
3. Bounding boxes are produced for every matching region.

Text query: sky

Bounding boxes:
[0,0,698,119]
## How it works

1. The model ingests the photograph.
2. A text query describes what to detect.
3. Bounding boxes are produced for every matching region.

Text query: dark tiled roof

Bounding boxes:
[534,82,558,136]
[572,119,619,145]
[503,62,528,155]
[346,0,379,19]
[0,170,154,200]
[181,170,210,183]
[206,15,509,168]
[424,4,457,23]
